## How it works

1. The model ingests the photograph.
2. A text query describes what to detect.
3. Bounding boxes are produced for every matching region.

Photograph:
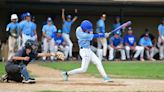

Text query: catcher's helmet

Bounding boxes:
[25,40,35,50]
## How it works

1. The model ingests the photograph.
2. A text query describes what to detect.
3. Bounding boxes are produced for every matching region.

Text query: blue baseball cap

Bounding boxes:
[114,31,120,35]
[128,27,132,31]
[47,17,52,22]
[81,20,93,32]
[26,12,31,17]
[67,15,72,19]
[20,13,26,20]
[57,29,62,33]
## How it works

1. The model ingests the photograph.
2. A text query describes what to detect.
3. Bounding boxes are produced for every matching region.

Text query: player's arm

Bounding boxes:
[37,53,54,57]
[72,9,78,22]
[11,56,30,61]
[62,8,65,22]
[158,25,164,42]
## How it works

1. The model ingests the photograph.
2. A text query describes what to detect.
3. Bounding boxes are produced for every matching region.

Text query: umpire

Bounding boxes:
[3,40,37,83]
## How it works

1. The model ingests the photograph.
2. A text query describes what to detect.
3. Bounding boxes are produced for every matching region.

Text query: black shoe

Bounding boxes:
[22,79,36,84]
[29,78,35,80]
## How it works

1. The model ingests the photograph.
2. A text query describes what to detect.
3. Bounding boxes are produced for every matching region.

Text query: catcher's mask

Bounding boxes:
[25,40,36,50]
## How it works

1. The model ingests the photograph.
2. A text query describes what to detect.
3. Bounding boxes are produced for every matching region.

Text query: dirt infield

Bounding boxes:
[0,64,164,92]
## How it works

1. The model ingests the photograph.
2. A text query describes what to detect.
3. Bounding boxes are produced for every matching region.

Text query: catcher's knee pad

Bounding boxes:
[5,64,23,82]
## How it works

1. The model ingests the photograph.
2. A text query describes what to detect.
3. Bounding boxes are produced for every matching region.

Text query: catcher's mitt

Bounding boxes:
[55,51,65,61]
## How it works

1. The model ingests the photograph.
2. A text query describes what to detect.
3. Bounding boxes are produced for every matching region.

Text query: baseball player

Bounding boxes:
[108,31,126,61]
[139,34,155,61]
[18,13,27,49]
[124,27,144,61]
[96,14,107,60]
[42,17,57,61]
[140,28,159,59]
[6,14,20,60]
[2,40,64,83]
[19,12,37,47]
[112,16,122,36]
[52,29,69,60]
[62,20,112,82]
[62,8,78,59]
[158,18,164,60]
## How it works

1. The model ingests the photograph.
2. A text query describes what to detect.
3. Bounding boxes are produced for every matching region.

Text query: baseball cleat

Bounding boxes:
[22,79,36,84]
[103,77,113,83]
[62,71,68,81]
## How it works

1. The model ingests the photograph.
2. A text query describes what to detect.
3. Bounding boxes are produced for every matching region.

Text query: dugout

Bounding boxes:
[0,0,164,59]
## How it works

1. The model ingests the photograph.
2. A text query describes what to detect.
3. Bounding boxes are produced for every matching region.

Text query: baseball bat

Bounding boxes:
[110,21,132,34]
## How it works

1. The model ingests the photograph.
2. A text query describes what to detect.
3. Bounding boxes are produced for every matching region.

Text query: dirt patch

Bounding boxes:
[0,63,164,92]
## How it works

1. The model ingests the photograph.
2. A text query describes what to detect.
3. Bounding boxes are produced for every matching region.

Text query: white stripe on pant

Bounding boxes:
[68,48,108,78]
[62,33,73,57]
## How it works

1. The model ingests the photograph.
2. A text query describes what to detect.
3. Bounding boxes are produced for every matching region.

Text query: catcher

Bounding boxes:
[1,40,64,84]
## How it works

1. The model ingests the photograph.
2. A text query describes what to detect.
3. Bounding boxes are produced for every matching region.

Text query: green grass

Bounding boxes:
[0,62,5,76]
[41,61,164,79]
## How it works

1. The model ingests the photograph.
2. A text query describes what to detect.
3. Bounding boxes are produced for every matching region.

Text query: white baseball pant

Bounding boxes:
[108,46,126,60]
[67,48,108,78]
[42,38,55,60]
[62,33,73,57]
[125,46,144,59]
[8,36,17,60]
[90,45,103,61]
[158,36,164,59]
[145,47,155,59]
[17,36,22,50]
[97,38,107,57]
[22,34,37,47]
[54,45,69,59]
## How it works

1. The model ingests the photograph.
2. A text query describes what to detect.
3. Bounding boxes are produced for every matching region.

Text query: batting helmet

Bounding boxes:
[80,20,93,32]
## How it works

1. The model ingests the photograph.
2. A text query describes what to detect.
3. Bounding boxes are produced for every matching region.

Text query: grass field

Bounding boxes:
[0,62,5,76]
[41,61,164,79]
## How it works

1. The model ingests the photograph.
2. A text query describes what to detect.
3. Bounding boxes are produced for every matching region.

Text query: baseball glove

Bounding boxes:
[55,51,65,61]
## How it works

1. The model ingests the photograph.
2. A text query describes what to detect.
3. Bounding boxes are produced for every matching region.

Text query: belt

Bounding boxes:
[80,47,90,49]
[24,33,30,36]
[63,32,69,34]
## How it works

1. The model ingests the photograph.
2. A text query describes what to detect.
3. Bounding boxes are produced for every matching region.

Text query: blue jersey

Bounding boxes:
[6,22,19,35]
[31,22,37,37]
[139,37,152,46]
[96,19,105,33]
[158,24,164,36]
[62,20,73,34]
[109,36,123,47]
[52,33,64,46]
[20,20,36,36]
[113,22,121,35]
[42,24,57,38]
[124,34,136,46]
[76,26,94,48]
